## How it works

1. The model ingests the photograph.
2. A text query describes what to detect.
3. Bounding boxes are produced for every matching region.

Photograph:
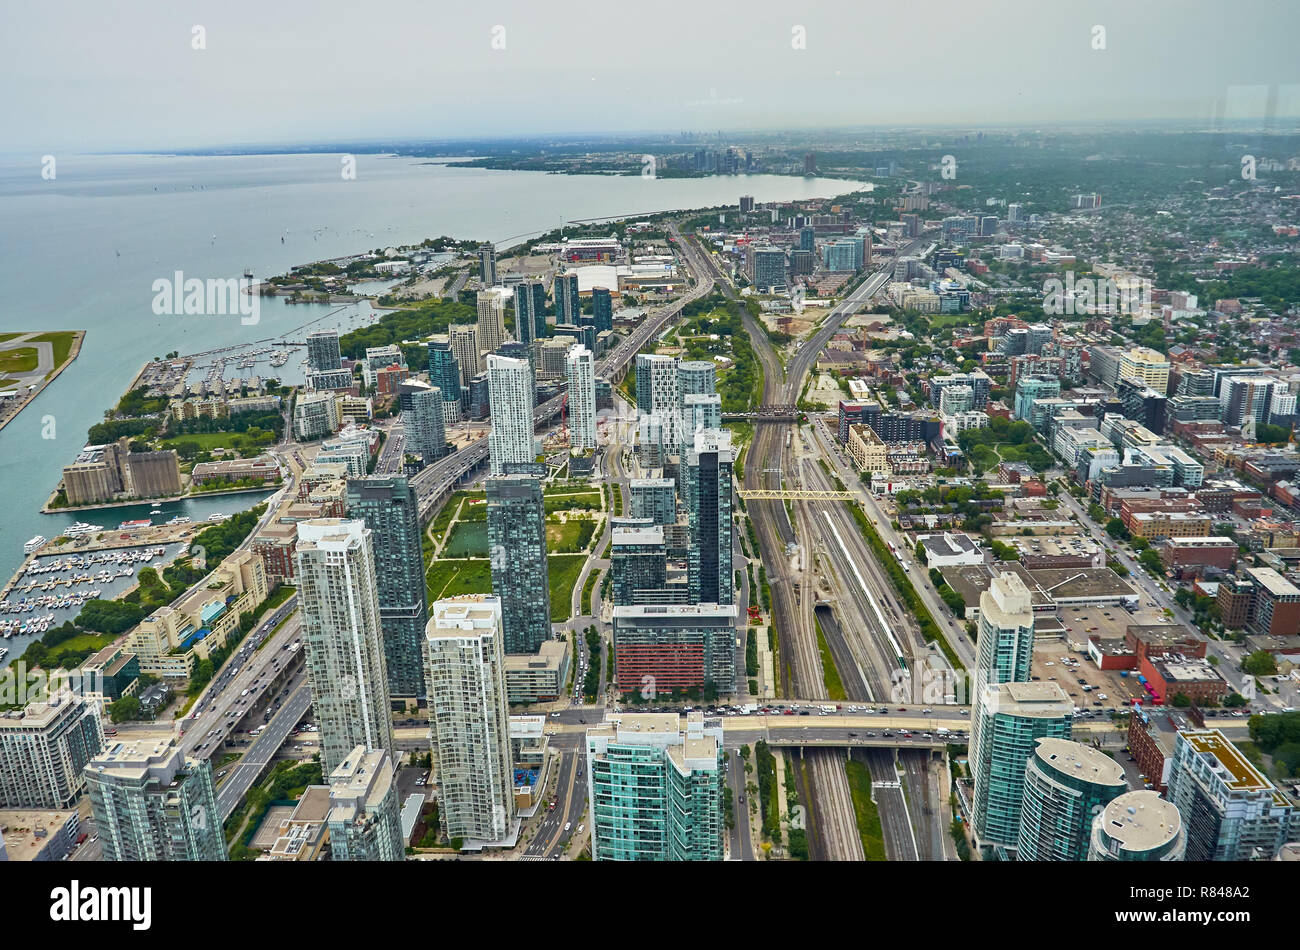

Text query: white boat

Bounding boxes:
[0,648,8,661]
[64,522,103,537]
[166,515,192,525]
[24,536,48,554]
[207,513,228,522]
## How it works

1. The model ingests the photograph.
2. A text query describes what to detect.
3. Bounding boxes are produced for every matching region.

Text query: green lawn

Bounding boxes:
[161,430,277,455]
[814,618,847,702]
[543,492,602,515]
[0,333,21,343]
[443,520,488,557]
[844,757,887,860]
[29,331,78,370]
[546,517,597,553]
[425,558,493,603]
[0,346,38,375]
[548,555,587,621]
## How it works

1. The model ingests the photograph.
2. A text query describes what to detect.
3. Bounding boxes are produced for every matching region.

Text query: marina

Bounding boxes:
[0,542,188,637]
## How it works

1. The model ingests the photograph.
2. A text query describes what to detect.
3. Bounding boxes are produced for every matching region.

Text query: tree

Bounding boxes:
[108,695,141,723]
[1223,692,1247,708]
[1170,693,1192,708]
[1138,549,1165,576]
[1242,650,1278,676]
[1105,518,1129,540]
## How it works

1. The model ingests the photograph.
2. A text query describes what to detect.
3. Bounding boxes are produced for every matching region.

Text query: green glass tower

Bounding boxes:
[585,713,723,861]
[346,477,429,699]
[486,474,552,653]
[1017,737,1127,861]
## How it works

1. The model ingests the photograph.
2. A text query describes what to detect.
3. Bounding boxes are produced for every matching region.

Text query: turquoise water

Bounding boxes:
[0,151,862,663]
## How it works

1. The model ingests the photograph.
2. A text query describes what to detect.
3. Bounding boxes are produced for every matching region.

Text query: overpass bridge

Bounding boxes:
[722,405,800,421]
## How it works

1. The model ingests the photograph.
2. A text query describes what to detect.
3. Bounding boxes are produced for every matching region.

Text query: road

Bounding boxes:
[216,677,313,819]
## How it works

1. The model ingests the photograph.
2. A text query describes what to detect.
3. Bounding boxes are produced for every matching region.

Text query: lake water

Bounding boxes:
[0,150,862,665]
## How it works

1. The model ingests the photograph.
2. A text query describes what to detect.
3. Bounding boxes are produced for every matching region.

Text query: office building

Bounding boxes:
[976,573,1035,688]
[503,640,571,704]
[0,693,104,809]
[478,242,497,285]
[486,475,552,653]
[424,597,516,843]
[325,746,404,862]
[1014,375,1061,422]
[449,324,481,388]
[85,738,226,861]
[566,344,597,452]
[612,603,737,695]
[798,225,816,251]
[1166,729,1293,861]
[346,477,429,700]
[307,329,342,372]
[487,354,536,475]
[476,289,509,356]
[554,271,580,325]
[684,428,734,606]
[586,713,724,861]
[295,519,396,776]
[629,477,677,525]
[970,681,1074,854]
[1119,347,1171,394]
[1089,790,1186,861]
[1017,738,1127,861]
[427,339,463,424]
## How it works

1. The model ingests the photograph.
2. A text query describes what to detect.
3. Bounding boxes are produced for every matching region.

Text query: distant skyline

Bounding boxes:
[3,0,1299,152]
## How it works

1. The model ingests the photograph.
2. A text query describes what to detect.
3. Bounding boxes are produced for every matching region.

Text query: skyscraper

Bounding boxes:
[476,289,509,356]
[586,712,724,861]
[0,691,104,809]
[591,286,613,333]
[969,681,1073,856]
[1017,737,1127,861]
[1165,728,1293,861]
[635,354,680,452]
[976,572,1035,688]
[85,737,227,861]
[610,525,668,606]
[799,225,816,252]
[478,242,497,285]
[294,519,396,776]
[1089,790,1186,861]
[399,380,447,465]
[553,271,580,325]
[449,324,481,389]
[681,393,722,459]
[677,359,718,456]
[685,428,734,606]
[325,746,404,861]
[486,474,551,653]
[428,338,463,424]
[514,279,548,345]
[487,354,536,475]
[345,477,429,700]
[566,343,597,452]
[424,596,516,843]
[307,329,342,372]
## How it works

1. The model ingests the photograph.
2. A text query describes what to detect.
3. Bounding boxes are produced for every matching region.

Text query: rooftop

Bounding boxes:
[1096,790,1182,855]
[1181,729,1280,798]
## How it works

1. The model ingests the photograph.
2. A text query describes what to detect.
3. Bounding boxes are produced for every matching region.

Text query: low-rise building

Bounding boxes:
[503,640,571,705]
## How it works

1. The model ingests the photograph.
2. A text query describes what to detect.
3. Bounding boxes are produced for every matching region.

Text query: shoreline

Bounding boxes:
[0,330,86,436]
[40,482,280,515]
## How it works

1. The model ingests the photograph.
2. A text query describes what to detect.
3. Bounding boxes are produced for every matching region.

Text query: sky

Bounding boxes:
[2,0,1298,152]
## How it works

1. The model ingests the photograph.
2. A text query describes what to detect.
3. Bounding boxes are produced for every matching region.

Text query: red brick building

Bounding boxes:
[1158,536,1238,579]
[1140,656,1228,707]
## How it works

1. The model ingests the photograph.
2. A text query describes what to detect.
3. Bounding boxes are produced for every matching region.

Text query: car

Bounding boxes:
[564,822,572,832]
[577,824,584,834]
[897,707,907,712]
[922,708,932,715]
[550,712,560,718]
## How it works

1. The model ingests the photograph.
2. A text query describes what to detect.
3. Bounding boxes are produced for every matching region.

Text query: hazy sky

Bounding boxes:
[2,0,1297,151]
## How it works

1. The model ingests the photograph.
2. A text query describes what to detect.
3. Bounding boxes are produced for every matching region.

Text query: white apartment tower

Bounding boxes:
[487,353,536,475]
[294,519,396,777]
[566,343,597,452]
[424,596,517,844]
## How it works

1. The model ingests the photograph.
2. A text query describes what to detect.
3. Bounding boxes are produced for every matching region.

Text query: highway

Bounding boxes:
[409,223,715,523]
[216,677,313,819]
